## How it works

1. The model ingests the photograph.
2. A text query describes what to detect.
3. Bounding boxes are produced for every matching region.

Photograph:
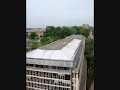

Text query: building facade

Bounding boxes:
[26,28,46,37]
[26,35,87,90]
[46,26,54,32]
[82,24,89,29]
[26,39,32,47]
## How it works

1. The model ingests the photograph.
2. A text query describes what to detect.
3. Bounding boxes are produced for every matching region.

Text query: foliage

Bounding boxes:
[85,38,94,89]
[29,42,39,50]
[26,48,29,52]
[40,37,51,45]
[38,26,91,51]
[92,30,94,35]
[42,26,90,44]
[80,28,90,37]
[26,33,28,37]
[30,32,38,39]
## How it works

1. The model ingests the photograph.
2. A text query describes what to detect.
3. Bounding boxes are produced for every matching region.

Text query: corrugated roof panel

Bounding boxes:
[26,49,45,58]
[26,39,81,61]
[42,50,55,59]
[60,39,81,60]
[61,47,74,59]
[51,50,69,60]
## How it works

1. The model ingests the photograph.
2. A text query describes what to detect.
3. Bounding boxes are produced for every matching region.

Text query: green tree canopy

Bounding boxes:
[80,28,90,37]
[40,37,51,45]
[30,32,38,39]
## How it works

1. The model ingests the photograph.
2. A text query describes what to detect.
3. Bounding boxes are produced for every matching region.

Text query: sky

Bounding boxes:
[26,0,94,28]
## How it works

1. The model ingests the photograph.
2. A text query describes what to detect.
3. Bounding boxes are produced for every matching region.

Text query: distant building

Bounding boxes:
[26,39,32,47]
[88,31,94,39]
[89,26,94,31]
[82,24,89,29]
[46,26,54,32]
[26,28,46,37]
[26,35,87,90]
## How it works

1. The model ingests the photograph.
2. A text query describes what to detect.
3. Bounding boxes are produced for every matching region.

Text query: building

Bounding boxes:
[26,28,46,37]
[46,26,54,32]
[26,39,32,47]
[82,24,89,29]
[89,26,94,30]
[26,35,87,90]
[88,31,94,39]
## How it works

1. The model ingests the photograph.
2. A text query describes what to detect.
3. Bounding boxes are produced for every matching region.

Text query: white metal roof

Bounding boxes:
[26,39,81,61]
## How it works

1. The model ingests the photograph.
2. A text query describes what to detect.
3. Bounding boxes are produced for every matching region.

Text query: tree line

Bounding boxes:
[41,26,90,45]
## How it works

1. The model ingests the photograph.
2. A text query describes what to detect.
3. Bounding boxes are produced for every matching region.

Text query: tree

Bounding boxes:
[85,38,94,89]
[55,27,62,38]
[80,28,90,37]
[30,42,39,50]
[40,37,51,45]
[92,29,94,35]
[61,26,71,38]
[70,26,77,35]
[30,32,37,39]
[26,33,28,37]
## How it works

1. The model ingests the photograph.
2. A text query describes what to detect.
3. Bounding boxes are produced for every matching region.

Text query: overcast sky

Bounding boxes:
[26,0,94,28]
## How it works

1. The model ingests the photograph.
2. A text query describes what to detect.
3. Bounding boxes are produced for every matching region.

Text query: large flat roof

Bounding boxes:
[26,35,84,67]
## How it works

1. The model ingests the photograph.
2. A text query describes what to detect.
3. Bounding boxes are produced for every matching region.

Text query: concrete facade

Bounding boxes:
[26,35,87,90]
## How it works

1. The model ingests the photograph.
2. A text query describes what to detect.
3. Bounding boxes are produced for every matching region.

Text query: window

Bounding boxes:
[52,66,56,69]
[35,71,37,76]
[40,65,43,68]
[40,79,42,83]
[38,84,40,88]
[35,64,39,67]
[46,73,49,77]
[30,83,32,87]
[65,75,70,80]
[29,64,33,67]
[50,73,52,78]
[36,71,38,76]
[51,80,54,84]
[31,77,33,81]
[44,65,49,69]
[43,79,45,83]
[63,76,65,79]
[26,76,31,81]
[58,75,60,79]
[26,82,28,86]
[67,84,70,87]
[33,83,35,87]
[29,70,32,75]
[58,67,63,70]
[38,71,41,76]
[53,73,56,78]
[31,71,34,75]
[64,67,69,70]
[26,70,29,75]
[44,72,46,77]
